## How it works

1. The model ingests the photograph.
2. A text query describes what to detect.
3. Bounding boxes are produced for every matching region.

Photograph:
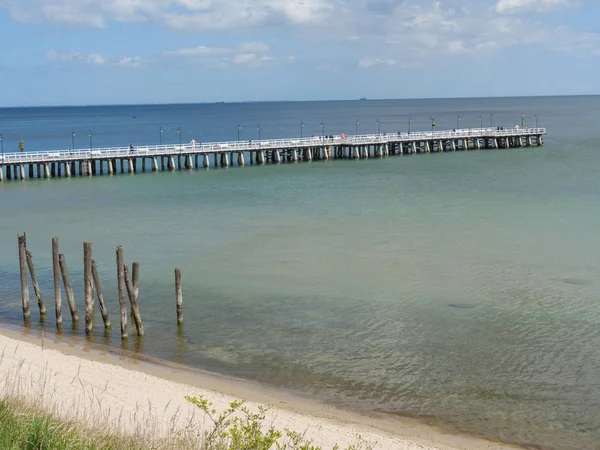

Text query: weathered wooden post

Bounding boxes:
[58,254,78,322]
[52,237,62,325]
[83,242,93,334]
[91,259,111,328]
[124,265,144,336]
[175,268,183,325]
[131,261,140,317]
[25,250,46,315]
[18,235,30,319]
[116,246,128,339]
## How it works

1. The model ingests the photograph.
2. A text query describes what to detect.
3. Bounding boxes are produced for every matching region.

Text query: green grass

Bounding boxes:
[0,398,146,450]
[0,395,375,450]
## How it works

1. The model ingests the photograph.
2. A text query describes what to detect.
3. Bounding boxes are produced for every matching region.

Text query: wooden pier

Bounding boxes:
[0,127,546,181]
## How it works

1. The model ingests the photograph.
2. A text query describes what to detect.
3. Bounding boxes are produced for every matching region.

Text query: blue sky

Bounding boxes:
[0,0,599,106]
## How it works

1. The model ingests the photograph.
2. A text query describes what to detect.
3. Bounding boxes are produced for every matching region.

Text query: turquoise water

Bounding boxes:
[1,97,600,449]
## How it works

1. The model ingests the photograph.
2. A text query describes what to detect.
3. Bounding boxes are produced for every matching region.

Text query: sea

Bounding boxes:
[1,96,599,450]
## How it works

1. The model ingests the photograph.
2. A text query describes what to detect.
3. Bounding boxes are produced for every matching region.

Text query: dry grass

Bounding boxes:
[0,344,376,450]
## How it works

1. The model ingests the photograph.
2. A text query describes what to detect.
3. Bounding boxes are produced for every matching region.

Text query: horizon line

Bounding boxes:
[1,93,598,109]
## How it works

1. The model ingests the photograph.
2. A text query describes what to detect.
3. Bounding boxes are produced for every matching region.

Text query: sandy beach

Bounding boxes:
[0,327,515,449]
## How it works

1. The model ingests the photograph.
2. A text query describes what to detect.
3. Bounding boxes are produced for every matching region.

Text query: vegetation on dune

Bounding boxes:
[0,395,375,450]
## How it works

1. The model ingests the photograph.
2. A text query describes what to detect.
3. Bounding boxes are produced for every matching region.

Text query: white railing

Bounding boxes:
[0,127,546,164]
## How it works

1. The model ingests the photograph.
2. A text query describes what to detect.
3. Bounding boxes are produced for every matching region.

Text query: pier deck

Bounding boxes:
[0,127,546,181]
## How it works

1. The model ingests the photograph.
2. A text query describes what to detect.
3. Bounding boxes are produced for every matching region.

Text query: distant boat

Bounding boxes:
[359,97,367,101]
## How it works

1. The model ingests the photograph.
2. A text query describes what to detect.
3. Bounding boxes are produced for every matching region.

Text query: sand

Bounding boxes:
[0,327,515,449]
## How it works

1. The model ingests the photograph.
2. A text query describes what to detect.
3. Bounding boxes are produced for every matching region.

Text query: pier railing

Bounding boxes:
[0,127,546,164]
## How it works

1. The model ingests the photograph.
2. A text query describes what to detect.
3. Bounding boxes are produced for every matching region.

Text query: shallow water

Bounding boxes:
[1,96,600,449]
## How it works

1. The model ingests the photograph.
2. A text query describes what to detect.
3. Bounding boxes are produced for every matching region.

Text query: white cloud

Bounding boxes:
[163,45,230,56]
[357,58,396,69]
[117,56,143,68]
[495,0,573,13]
[46,49,105,65]
[238,41,270,53]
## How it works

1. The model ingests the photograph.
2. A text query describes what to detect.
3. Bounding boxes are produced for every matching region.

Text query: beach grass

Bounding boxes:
[0,394,375,450]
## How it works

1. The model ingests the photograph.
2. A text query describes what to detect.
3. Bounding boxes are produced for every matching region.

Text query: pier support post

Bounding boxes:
[238,152,245,166]
[124,265,144,336]
[52,237,62,326]
[18,235,30,320]
[439,141,444,152]
[257,150,265,164]
[527,136,533,146]
[91,259,110,328]
[412,142,417,154]
[213,153,218,167]
[152,157,158,172]
[19,165,25,179]
[107,159,114,174]
[505,137,510,148]
[425,142,431,153]
[273,149,281,163]
[25,249,46,315]
[175,268,183,325]
[83,242,93,334]
[221,152,230,167]
[537,135,543,146]
[475,139,481,150]
[116,246,128,340]
[58,254,78,322]
[128,159,134,173]
[451,141,456,152]
[185,154,192,169]
[168,156,175,171]
[44,163,50,178]
[28,164,34,179]
[291,149,298,162]
[203,154,210,168]
[493,138,498,149]
[0,166,4,182]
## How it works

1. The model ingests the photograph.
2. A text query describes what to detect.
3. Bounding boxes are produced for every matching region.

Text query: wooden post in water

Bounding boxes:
[124,265,144,336]
[25,249,46,315]
[175,268,183,325]
[132,262,140,316]
[52,237,62,325]
[91,259,111,328]
[18,235,30,319]
[116,246,128,339]
[58,254,78,322]
[83,242,93,334]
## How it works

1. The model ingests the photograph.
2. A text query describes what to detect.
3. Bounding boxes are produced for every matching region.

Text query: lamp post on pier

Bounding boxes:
[456,114,461,130]
[490,113,494,128]
[257,125,261,151]
[377,118,380,135]
[71,131,75,151]
[178,127,182,153]
[160,127,163,145]
[89,131,92,151]
[355,119,359,136]
[521,112,524,128]
[301,121,304,138]
[535,114,538,129]
[321,121,324,142]
[479,116,482,132]
[0,134,3,161]
[237,124,241,142]
[408,117,412,134]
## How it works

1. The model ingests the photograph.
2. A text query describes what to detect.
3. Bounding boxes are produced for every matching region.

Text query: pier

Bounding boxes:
[0,127,546,181]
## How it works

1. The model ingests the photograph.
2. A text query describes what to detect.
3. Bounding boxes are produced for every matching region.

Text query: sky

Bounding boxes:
[0,0,599,106]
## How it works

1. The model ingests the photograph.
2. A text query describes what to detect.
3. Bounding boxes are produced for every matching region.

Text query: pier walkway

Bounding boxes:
[0,127,546,181]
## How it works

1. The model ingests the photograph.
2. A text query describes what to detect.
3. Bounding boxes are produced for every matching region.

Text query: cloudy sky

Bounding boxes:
[0,0,599,106]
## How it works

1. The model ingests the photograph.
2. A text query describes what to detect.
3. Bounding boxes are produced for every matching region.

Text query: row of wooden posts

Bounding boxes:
[17,234,184,339]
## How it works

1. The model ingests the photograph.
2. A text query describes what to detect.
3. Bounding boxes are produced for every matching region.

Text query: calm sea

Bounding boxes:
[1,96,599,450]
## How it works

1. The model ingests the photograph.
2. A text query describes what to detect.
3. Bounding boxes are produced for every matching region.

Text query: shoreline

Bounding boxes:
[0,324,517,450]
